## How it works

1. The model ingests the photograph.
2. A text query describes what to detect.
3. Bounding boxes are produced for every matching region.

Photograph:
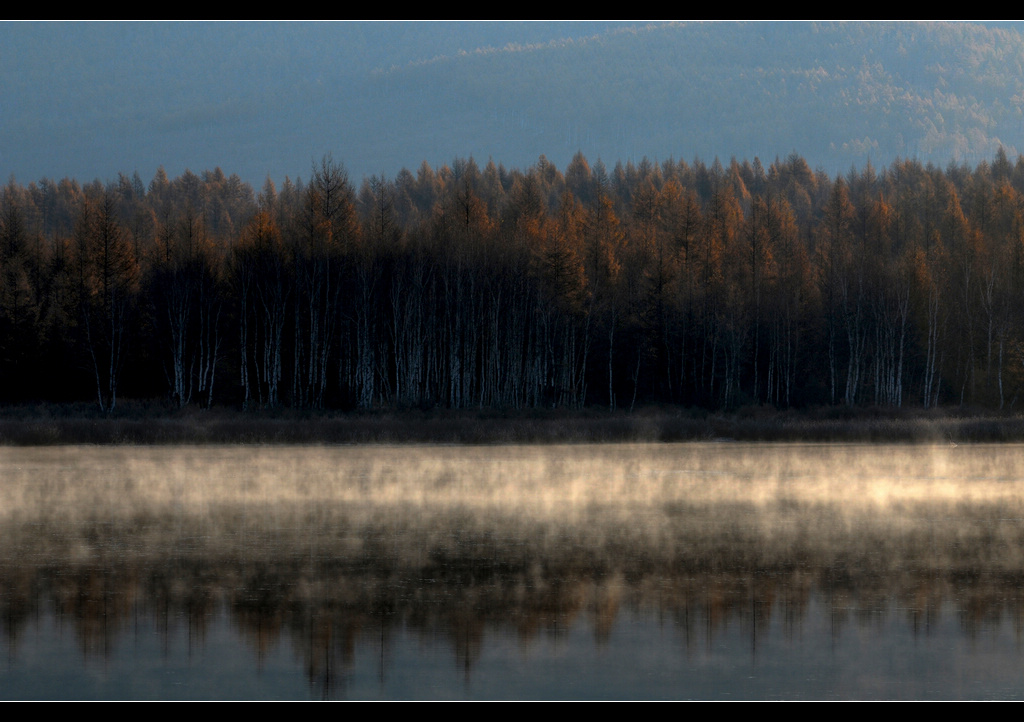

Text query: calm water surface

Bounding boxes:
[1,442,1024,700]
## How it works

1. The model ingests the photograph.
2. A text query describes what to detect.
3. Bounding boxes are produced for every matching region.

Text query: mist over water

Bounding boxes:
[2,443,1024,700]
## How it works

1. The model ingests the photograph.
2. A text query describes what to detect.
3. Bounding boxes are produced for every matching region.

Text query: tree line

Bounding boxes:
[4,150,1024,413]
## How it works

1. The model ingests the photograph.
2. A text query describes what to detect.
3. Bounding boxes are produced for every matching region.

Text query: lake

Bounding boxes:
[1,442,1024,700]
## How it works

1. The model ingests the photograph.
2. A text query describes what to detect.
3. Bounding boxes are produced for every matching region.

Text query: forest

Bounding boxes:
[3,149,1024,415]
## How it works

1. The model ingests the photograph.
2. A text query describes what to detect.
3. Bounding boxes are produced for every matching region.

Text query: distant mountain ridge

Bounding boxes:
[360,21,1024,180]
[2,21,1022,186]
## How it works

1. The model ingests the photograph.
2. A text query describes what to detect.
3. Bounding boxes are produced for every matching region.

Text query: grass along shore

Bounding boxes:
[0,402,1023,444]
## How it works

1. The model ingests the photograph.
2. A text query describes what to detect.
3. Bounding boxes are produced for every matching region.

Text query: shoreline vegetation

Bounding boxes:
[10,151,1024,418]
[3,402,1024,445]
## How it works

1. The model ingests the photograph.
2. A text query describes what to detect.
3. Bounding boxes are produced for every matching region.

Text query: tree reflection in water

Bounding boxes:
[2,443,1024,699]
